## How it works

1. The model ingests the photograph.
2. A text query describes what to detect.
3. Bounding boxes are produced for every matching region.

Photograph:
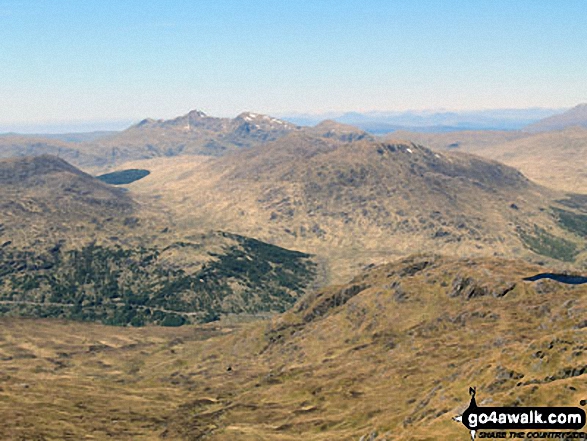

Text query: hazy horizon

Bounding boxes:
[0,105,570,135]
[2,0,587,129]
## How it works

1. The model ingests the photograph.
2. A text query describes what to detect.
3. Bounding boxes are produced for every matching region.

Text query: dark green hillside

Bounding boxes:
[552,206,587,237]
[518,224,578,262]
[97,169,150,185]
[0,236,316,326]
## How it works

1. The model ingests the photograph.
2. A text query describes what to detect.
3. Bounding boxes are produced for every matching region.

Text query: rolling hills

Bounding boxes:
[396,127,587,193]
[1,110,586,440]
[4,108,586,196]
[448,127,587,194]
[0,134,105,167]
[0,155,319,325]
[1,255,585,440]
[123,132,587,282]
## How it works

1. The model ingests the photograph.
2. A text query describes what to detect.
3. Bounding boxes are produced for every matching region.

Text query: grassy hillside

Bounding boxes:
[524,103,587,132]
[0,156,319,325]
[394,127,587,193]
[124,134,587,282]
[1,255,585,440]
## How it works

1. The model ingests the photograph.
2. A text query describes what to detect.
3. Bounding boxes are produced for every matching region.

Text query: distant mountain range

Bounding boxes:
[0,110,302,168]
[0,106,571,141]
[282,107,564,133]
[2,105,587,197]
[3,105,587,170]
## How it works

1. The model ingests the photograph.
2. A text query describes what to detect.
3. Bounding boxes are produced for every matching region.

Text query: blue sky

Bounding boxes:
[1,0,587,128]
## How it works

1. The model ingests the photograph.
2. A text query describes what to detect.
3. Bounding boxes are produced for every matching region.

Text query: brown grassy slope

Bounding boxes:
[388,129,529,152]
[124,133,584,282]
[0,154,239,254]
[0,154,138,248]
[1,255,585,440]
[462,127,587,193]
[392,127,587,193]
[524,103,587,132]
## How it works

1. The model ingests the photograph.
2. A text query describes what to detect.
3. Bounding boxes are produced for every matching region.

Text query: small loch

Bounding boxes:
[523,273,587,285]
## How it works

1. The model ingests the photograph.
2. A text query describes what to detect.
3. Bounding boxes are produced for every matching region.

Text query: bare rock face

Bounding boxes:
[449,275,516,299]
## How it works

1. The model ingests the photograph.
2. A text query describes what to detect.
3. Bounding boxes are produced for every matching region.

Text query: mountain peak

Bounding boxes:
[186,109,208,118]
[136,118,156,127]
[236,112,286,123]
[235,112,297,130]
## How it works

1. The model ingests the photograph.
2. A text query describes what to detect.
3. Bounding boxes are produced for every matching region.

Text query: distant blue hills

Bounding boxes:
[282,108,565,133]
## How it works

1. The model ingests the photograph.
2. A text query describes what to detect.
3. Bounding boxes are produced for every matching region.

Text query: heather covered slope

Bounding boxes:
[125,133,587,281]
[1,255,585,440]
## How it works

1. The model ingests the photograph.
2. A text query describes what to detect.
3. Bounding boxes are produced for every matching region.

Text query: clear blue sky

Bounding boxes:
[1,0,587,128]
